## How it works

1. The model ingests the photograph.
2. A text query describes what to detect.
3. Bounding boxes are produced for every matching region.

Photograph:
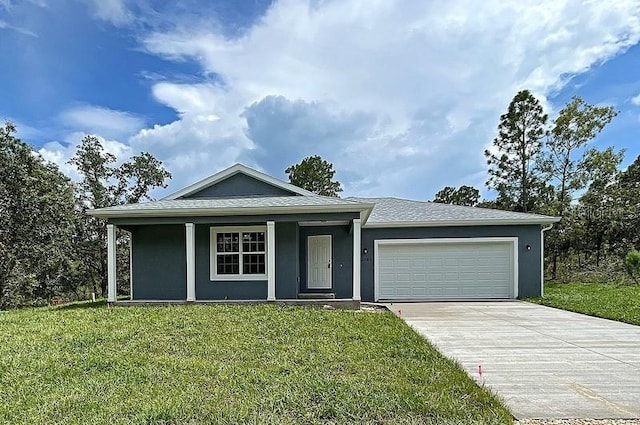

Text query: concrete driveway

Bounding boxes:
[386,301,640,419]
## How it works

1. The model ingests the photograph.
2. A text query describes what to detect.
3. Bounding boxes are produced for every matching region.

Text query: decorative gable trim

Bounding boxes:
[163,163,316,200]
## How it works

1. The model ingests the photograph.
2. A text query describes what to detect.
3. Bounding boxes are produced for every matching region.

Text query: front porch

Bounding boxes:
[106,217,362,304]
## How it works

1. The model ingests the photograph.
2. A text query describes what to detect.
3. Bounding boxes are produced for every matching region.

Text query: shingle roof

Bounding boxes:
[90,194,559,225]
[348,197,559,226]
[88,195,374,218]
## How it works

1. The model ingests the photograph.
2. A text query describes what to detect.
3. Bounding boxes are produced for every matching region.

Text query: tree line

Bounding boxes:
[2,90,638,308]
[433,91,640,282]
[0,123,171,308]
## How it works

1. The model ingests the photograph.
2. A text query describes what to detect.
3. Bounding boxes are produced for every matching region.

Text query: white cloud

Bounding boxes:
[151,82,223,116]
[129,113,253,189]
[38,132,132,181]
[129,0,640,198]
[0,18,37,37]
[632,93,640,106]
[60,104,145,141]
[37,105,142,183]
[88,0,133,26]
[40,0,640,199]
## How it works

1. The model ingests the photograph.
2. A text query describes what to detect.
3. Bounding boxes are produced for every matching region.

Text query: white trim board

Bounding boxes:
[540,224,554,297]
[373,237,519,302]
[88,203,374,221]
[298,220,350,227]
[164,163,315,200]
[364,218,559,228]
[128,231,133,301]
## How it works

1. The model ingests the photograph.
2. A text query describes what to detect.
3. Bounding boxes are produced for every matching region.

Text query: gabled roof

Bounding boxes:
[348,197,560,227]
[88,196,375,220]
[87,163,558,226]
[163,163,315,200]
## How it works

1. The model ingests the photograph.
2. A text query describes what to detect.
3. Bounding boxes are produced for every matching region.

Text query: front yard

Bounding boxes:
[527,282,640,326]
[0,303,511,424]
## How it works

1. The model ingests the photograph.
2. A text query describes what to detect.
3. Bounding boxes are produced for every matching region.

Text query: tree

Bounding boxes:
[485,90,548,212]
[537,97,617,278]
[575,147,625,267]
[0,122,77,308]
[285,155,342,197]
[624,250,640,284]
[619,154,640,186]
[433,185,480,206]
[606,153,640,255]
[70,135,171,296]
[538,97,617,216]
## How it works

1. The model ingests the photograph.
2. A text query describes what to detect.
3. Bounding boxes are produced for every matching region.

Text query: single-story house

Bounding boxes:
[89,163,559,304]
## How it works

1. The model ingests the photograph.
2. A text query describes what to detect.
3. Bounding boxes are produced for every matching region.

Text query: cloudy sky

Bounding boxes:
[1,0,640,200]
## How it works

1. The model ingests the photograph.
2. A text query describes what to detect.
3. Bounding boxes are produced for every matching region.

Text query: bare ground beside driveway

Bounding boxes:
[387,301,640,420]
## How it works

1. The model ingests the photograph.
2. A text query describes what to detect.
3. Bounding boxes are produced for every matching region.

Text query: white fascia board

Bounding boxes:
[87,203,374,219]
[363,217,560,228]
[163,163,316,200]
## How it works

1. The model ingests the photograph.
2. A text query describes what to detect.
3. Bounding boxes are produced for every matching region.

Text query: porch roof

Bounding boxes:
[88,195,374,221]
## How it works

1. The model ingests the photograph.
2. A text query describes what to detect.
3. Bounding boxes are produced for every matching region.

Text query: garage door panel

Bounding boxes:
[377,241,514,300]
[412,287,426,296]
[427,258,443,267]
[428,287,443,296]
[459,272,475,280]
[380,259,394,268]
[460,258,476,267]
[396,259,411,268]
[428,272,443,282]
[411,258,426,268]
[396,287,411,296]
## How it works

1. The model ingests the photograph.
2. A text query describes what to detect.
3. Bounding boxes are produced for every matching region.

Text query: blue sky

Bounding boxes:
[1,0,640,200]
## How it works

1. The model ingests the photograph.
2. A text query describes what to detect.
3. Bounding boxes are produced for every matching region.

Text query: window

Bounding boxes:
[210,226,267,280]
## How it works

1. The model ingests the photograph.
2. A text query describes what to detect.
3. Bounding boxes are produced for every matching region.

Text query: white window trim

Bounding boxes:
[210,225,268,281]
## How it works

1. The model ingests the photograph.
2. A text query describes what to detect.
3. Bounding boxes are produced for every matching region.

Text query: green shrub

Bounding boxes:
[624,250,640,284]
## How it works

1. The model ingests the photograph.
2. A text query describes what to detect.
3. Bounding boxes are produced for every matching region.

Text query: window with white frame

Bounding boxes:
[210,226,267,280]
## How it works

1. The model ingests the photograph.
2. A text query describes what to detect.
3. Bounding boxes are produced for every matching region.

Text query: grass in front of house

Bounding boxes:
[526,282,640,326]
[0,303,511,425]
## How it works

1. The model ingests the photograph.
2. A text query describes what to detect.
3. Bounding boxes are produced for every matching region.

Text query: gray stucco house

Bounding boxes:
[89,164,559,304]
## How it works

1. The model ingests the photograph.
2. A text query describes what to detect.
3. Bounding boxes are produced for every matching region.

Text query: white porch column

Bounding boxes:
[185,223,196,302]
[107,224,117,303]
[352,218,362,301]
[267,221,276,301]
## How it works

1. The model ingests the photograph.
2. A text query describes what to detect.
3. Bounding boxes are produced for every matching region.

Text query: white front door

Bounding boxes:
[307,235,332,289]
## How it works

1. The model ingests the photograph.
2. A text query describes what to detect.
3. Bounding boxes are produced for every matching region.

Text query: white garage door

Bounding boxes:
[376,239,515,300]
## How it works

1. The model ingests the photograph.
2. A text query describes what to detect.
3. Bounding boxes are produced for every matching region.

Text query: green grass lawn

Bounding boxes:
[0,303,511,425]
[527,282,640,326]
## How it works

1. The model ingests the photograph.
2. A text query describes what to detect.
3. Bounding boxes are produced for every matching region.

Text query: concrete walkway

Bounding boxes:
[386,301,640,419]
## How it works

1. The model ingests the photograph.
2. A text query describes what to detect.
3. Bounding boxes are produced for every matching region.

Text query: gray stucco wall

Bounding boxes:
[128,218,540,302]
[194,223,267,300]
[276,222,299,299]
[299,225,353,299]
[129,220,302,301]
[360,225,542,302]
[181,173,296,199]
[194,221,300,300]
[130,224,186,300]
